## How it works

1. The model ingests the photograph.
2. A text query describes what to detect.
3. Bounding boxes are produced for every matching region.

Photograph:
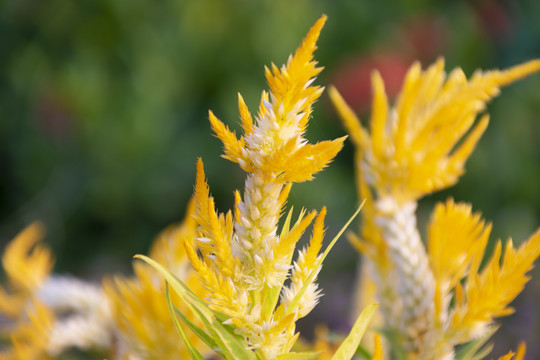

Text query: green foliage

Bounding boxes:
[165,284,206,360]
[137,254,258,360]
[331,303,377,360]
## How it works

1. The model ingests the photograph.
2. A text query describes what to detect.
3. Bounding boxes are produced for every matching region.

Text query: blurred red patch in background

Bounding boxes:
[330,52,412,114]
[472,0,514,44]
[329,15,448,115]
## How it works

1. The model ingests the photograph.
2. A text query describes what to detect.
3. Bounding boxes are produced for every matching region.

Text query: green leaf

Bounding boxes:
[319,202,364,264]
[172,303,217,350]
[135,254,257,360]
[285,203,363,317]
[277,351,322,360]
[166,283,206,360]
[331,303,377,360]
[355,344,372,359]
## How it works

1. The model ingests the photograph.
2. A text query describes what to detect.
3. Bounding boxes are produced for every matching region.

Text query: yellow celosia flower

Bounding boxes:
[331,58,540,204]
[330,58,540,359]
[0,300,55,360]
[0,223,55,360]
[0,223,52,317]
[0,208,208,360]
[424,200,540,358]
[428,199,491,296]
[181,15,347,359]
[427,199,492,344]
[450,228,540,343]
[104,199,209,360]
[1,223,111,358]
[210,17,345,183]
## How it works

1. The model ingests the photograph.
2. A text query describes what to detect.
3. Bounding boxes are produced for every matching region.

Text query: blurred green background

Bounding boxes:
[1,0,540,358]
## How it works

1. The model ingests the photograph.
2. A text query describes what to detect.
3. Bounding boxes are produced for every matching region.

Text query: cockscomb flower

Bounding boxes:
[137,15,377,360]
[190,15,342,358]
[424,200,540,359]
[331,57,540,204]
[0,205,211,360]
[210,17,345,183]
[330,58,540,359]
[0,223,112,359]
[0,223,54,360]
[104,199,209,360]
[0,223,52,317]
[0,300,55,360]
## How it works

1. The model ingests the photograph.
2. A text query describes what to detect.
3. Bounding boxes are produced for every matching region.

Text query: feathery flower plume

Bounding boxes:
[0,223,54,360]
[0,205,210,360]
[425,202,540,359]
[0,223,112,359]
[137,15,378,360]
[188,15,344,358]
[330,58,540,359]
[0,223,52,317]
[104,199,210,360]
[331,58,540,203]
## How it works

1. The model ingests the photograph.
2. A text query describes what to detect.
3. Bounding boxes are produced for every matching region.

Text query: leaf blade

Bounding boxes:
[166,283,205,360]
[277,351,322,360]
[331,303,378,360]
[135,254,257,360]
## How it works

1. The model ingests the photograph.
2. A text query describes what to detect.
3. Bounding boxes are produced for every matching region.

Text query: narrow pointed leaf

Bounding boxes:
[277,351,322,360]
[331,303,378,360]
[135,254,257,360]
[166,283,205,360]
[173,305,217,350]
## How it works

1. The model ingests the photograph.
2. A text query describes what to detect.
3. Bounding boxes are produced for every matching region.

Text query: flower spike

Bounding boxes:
[332,58,540,203]
[332,57,540,358]
[154,15,366,359]
[209,15,344,182]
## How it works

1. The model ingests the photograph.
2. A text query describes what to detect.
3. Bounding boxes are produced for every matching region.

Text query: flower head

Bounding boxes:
[330,58,540,203]
[181,15,349,359]
[210,15,345,182]
[331,57,540,358]
[0,222,52,316]
[0,223,54,360]
[104,199,209,360]
[426,200,540,356]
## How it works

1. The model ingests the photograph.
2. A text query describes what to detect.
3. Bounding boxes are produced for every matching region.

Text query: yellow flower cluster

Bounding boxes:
[331,57,540,359]
[184,15,346,358]
[1,13,539,360]
[0,202,209,360]
[104,199,209,360]
[332,58,540,203]
[2,16,378,360]
[0,223,54,360]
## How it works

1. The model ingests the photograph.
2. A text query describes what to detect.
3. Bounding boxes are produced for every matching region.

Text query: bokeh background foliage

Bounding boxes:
[1,0,540,357]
